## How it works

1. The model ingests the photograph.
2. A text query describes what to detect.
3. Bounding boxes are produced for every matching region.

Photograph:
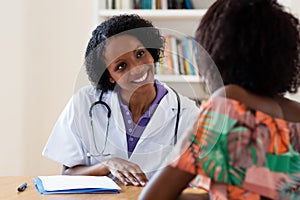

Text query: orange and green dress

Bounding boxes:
[170,97,300,200]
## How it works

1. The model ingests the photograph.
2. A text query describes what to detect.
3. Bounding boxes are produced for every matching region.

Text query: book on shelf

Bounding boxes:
[184,0,194,9]
[103,0,195,10]
[155,34,199,76]
[191,37,199,75]
[169,35,180,75]
[185,36,200,75]
[157,51,165,74]
[182,36,192,75]
[152,0,157,9]
[161,0,168,9]
[164,35,174,75]
[176,40,186,75]
[167,0,183,9]
[141,0,152,9]
[133,0,141,9]
[167,0,173,9]
[186,36,196,75]
[106,0,113,9]
[122,0,132,9]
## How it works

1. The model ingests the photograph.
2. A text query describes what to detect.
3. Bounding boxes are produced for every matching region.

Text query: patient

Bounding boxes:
[139,0,300,199]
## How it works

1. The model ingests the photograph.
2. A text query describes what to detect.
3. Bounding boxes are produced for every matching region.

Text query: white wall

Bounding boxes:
[0,0,299,176]
[0,1,25,175]
[0,0,94,175]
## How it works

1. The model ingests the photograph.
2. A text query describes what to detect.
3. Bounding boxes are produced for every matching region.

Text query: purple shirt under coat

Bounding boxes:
[119,80,168,158]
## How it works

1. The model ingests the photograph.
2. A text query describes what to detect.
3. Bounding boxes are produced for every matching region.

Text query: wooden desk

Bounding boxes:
[0,176,142,200]
[0,176,206,200]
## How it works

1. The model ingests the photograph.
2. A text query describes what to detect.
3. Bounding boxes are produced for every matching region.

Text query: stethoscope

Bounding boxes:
[86,87,181,161]
[87,91,111,159]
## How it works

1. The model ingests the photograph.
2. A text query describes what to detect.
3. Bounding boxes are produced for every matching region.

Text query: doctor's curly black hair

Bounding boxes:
[196,0,300,96]
[85,14,165,92]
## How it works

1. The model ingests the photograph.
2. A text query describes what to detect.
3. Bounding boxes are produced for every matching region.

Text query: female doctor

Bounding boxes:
[42,14,200,186]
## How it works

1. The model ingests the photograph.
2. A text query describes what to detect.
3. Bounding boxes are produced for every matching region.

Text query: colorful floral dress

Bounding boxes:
[170,97,300,200]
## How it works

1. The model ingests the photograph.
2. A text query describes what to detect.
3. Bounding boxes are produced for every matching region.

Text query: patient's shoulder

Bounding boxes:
[275,96,300,122]
[211,85,300,122]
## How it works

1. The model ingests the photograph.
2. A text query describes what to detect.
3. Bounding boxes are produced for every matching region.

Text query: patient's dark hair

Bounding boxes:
[85,14,164,92]
[196,0,300,96]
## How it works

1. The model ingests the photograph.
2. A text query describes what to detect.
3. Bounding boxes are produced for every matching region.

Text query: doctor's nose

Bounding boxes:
[129,67,147,78]
[128,61,144,75]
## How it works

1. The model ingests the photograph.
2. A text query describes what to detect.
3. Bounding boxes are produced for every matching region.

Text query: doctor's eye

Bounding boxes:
[115,62,127,71]
[136,49,145,58]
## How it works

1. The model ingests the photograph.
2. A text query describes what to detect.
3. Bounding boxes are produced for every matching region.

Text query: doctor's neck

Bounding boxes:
[120,86,156,122]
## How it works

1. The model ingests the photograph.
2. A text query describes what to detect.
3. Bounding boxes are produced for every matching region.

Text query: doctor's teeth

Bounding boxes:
[133,73,147,83]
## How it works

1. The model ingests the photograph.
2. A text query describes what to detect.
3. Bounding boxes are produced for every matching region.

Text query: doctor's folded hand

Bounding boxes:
[103,158,147,186]
[62,157,148,186]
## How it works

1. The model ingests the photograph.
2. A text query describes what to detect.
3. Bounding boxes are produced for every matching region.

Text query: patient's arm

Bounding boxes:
[139,166,209,200]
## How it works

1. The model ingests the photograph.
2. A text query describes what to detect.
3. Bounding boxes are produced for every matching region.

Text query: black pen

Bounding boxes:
[17,182,27,192]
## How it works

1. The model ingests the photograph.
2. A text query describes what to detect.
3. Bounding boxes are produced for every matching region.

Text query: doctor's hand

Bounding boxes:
[103,158,148,186]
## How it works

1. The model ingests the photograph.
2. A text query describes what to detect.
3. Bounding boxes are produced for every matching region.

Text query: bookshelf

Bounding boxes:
[95,0,215,100]
[98,9,207,19]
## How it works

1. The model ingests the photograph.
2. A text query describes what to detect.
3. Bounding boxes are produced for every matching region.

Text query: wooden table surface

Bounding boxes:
[0,176,206,200]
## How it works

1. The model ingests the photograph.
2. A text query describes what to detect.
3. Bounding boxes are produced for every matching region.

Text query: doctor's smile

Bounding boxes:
[131,71,149,84]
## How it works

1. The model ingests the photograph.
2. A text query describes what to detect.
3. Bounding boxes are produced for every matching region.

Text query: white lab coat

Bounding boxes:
[43,83,200,178]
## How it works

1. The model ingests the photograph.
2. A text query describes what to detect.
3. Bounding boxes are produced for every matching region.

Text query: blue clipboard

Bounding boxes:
[33,177,120,194]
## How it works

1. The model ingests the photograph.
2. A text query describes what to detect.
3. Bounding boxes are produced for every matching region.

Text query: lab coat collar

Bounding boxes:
[140,92,178,139]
